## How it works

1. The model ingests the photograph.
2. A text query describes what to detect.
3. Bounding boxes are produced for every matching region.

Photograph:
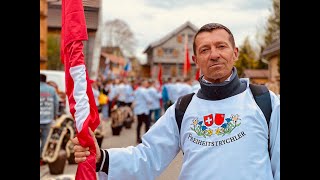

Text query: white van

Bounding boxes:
[40,70,70,115]
[40,70,66,92]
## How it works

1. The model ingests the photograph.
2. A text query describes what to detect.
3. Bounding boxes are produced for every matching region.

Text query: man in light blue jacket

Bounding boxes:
[72,23,280,180]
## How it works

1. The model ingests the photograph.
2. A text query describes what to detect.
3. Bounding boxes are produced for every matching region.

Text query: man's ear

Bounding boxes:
[192,55,199,68]
[233,47,239,62]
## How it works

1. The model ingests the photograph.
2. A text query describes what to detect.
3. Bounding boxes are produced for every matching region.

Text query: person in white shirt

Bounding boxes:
[132,78,153,143]
[147,79,162,124]
[124,78,135,107]
[115,79,127,107]
[170,78,182,104]
[177,77,194,98]
[91,80,100,108]
[72,22,280,180]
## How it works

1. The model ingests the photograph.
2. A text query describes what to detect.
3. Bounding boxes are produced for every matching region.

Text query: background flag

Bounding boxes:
[61,0,100,179]
[195,68,200,81]
[183,35,191,78]
[158,63,163,88]
[122,60,131,77]
[124,60,131,72]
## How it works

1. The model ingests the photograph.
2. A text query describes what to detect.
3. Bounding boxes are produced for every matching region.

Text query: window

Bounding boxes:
[163,48,174,55]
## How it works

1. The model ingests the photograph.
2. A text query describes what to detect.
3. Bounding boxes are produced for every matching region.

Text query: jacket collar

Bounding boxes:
[196,67,247,100]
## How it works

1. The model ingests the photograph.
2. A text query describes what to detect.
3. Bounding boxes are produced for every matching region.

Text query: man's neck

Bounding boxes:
[203,71,233,84]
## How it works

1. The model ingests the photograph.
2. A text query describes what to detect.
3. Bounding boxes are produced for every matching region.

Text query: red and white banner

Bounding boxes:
[61,0,100,179]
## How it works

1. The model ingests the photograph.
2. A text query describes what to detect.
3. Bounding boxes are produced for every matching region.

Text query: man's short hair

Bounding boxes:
[193,23,236,55]
[40,73,47,82]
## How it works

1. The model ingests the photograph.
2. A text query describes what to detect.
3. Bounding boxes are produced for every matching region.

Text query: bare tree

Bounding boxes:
[104,19,136,56]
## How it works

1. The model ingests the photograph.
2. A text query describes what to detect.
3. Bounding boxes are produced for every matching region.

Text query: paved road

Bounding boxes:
[40,120,183,180]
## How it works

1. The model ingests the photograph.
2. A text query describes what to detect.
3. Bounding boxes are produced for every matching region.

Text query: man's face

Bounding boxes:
[192,29,238,83]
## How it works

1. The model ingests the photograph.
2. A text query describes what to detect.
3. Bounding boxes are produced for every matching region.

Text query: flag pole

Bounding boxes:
[61,0,100,179]
[90,0,104,80]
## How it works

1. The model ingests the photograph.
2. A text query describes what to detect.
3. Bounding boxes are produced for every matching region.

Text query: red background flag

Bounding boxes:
[183,35,191,78]
[158,63,163,87]
[195,68,200,81]
[61,0,100,179]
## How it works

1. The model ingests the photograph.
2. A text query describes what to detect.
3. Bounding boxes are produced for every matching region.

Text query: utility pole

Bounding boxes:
[90,0,104,79]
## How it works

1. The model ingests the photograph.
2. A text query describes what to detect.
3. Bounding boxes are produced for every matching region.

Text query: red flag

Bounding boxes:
[61,0,100,179]
[183,35,191,78]
[195,68,200,81]
[158,63,163,87]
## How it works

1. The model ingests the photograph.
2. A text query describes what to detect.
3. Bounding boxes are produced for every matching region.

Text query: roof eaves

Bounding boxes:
[262,39,280,57]
[144,21,198,51]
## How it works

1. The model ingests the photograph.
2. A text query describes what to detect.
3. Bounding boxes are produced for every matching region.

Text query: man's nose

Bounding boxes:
[209,48,220,60]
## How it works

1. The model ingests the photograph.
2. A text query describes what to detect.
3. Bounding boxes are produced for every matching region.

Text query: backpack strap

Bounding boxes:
[175,93,195,134]
[249,84,272,126]
[249,84,272,158]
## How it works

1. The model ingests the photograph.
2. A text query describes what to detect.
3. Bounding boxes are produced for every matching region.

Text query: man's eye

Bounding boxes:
[217,45,226,48]
[201,49,208,53]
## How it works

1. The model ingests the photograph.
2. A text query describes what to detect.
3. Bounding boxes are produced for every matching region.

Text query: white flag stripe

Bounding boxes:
[70,64,90,132]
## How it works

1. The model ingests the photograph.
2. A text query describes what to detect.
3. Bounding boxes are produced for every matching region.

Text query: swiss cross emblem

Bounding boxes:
[203,114,214,126]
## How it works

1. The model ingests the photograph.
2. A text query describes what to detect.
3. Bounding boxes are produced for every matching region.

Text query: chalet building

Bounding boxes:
[242,69,269,85]
[40,0,100,75]
[98,46,142,80]
[99,46,126,79]
[143,21,198,81]
[262,39,280,95]
[128,56,141,79]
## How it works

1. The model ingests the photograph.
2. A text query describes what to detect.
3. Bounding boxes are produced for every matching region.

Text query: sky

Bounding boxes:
[100,0,273,64]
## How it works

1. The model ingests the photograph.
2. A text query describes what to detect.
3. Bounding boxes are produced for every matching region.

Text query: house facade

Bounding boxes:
[41,0,100,75]
[99,46,126,79]
[262,39,280,95]
[143,21,198,81]
[242,69,269,85]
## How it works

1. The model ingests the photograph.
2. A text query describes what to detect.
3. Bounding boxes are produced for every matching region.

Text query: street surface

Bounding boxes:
[40,120,183,180]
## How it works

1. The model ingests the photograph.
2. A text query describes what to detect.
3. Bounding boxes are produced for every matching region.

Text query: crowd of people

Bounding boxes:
[91,73,200,143]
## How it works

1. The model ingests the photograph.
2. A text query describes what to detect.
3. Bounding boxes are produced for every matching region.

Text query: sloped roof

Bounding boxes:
[243,69,269,78]
[143,21,198,53]
[262,39,280,58]
[101,52,125,66]
[101,46,124,56]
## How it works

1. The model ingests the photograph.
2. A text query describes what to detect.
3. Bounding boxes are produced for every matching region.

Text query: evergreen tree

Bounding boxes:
[264,0,280,46]
[257,0,280,70]
[235,37,259,77]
